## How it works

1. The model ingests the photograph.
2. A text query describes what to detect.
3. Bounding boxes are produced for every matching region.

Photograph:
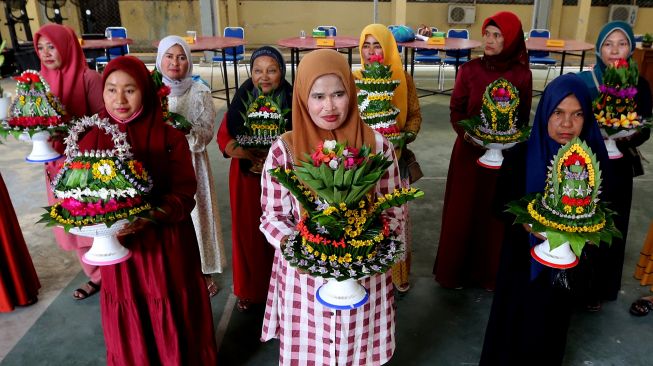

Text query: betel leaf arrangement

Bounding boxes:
[269,139,424,281]
[507,137,621,256]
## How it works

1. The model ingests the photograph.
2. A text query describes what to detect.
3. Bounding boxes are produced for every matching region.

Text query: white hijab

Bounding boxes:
[155,35,194,97]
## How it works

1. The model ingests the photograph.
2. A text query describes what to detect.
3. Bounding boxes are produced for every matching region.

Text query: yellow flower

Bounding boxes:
[321,253,327,261]
[328,254,337,262]
[92,159,117,182]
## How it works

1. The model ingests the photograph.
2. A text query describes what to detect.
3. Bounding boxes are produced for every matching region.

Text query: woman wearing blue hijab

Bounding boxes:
[480,74,609,366]
[577,21,651,308]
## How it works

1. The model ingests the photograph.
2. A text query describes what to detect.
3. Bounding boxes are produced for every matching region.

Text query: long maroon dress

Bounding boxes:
[433,57,532,290]
[217,117,274,303]
[79,56,217,365]
[0,173,40,312]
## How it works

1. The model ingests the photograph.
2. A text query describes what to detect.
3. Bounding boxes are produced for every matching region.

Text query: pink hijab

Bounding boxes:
[34,24,91,118]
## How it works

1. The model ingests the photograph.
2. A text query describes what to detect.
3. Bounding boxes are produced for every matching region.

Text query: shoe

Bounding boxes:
[236,299,251,312]
[585,300,602,313]
[205,276,219,298]
[395,283,411,293]
[73,281,100,300]
[629,297,653,317]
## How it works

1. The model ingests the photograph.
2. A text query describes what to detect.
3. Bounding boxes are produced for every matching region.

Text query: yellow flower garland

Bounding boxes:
[527,200,605,233]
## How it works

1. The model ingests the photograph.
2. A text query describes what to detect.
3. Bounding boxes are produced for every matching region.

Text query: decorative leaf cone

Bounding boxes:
[355,57,403,149]
[459,77,531,144]
[0,70,67,162]
[593,58,646,136]
[151,69,193,133]
[235,88,290,148]
[269,140,424,282]
[507,137,621,268]
[39,115,154,257]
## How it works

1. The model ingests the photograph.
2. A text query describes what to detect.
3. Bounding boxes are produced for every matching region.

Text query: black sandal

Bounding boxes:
[73,281,101,300]
[629,298,653,317]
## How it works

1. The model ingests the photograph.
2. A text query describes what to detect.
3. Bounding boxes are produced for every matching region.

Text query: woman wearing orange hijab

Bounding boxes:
[34,24,104,300]
[259,49,402,365]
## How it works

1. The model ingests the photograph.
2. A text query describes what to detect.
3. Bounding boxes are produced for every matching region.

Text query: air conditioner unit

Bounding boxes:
[608,4,638,26]
[448,4,476,25]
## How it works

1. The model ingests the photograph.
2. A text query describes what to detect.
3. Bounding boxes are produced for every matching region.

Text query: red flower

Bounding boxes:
[368,54,384,63]
[563,152,586,167]
[613,58,629,68]
[14,75,30,83]
[157,85,171,98]
[27,73,41,83]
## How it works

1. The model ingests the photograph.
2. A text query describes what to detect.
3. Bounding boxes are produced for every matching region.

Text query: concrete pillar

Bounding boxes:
[574,0,591,41]
[549,0,563,38]
[391,0,406,26]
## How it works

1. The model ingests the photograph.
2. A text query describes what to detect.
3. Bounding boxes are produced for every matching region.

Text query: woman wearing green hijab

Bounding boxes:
[577,21,652,309]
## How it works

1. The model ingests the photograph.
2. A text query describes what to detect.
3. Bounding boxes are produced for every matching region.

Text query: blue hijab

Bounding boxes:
[577,21,636,98]
[525,73,609,279]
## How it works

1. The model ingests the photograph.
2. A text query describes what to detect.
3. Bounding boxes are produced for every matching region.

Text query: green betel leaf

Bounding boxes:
[334,164,345,188]
[343,168,355,186]
[545,230,568,250]
[567,234,587,258]
[319,164,334,187]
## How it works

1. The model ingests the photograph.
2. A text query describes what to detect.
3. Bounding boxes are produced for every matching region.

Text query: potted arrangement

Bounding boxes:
[270,139,423,309]
[39,115,153,265]
[459,78,531,168]
[642,33,652,48]
[507,138,620,268]
[0,70,67,162]
[593,58,648,158]
[355,55,404,149]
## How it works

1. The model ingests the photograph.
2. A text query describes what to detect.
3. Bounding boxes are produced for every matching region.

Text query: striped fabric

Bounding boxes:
[260,132,401,366]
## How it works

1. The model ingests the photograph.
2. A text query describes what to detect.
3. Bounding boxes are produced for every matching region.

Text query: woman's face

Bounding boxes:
[161,44,189,80]
[547,95,584,145]
[483,25,504,56]
[36,36,62,70]
[307,73,349,130]
[600,29,630,66]
[252,55,282,94]
[103,70,143,120]
[361,35,384,64]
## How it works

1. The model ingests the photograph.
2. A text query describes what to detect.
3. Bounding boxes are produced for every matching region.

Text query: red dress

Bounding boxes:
[217,117,274,303]
[433,57,532,290]
[79,121,217,365]
[0,173,40,312]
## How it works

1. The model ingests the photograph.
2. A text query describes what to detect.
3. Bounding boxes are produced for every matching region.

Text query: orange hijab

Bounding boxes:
[353,24,408,130]
[283,49,375,163]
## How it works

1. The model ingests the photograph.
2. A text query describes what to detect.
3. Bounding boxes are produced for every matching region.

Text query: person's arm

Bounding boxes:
[259,140,297,249]
[449,64,470,138]
[403,72,422,143]
[84,69,105,115]
[186,86,217,153]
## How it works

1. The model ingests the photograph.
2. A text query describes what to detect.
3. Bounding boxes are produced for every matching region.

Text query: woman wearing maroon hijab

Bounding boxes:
[78,56,217,365]
[34,24,104,300]
[433,11,532,290]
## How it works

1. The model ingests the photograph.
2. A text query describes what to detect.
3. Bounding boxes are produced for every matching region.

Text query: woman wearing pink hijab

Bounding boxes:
[34,24,104,300]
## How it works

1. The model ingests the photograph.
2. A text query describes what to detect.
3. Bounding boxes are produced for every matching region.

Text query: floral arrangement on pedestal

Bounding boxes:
[459,77,530,144]
[235,88,290,148]
[39,115,153,232]
[151,69,192,133]
[593,58,645,134]
[355,55,403,148]
[0,70,66,139]
[507,137,620,267]
[270,139,424,280]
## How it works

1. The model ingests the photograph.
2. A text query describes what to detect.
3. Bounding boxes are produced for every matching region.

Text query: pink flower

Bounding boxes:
[368,54,384,63]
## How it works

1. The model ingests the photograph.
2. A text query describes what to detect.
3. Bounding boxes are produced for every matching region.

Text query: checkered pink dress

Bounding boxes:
[260,132,401,366]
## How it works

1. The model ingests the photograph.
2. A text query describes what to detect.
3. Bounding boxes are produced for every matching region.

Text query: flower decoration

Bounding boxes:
[0,70,67,140]
[150,68,193,133]
[235,87,290,148]
[269,140,424,280]
[39,115,153,231]
[355,57,403,148]
[592,58,648,133]
[507,137,620,256]
[459,77,531,145]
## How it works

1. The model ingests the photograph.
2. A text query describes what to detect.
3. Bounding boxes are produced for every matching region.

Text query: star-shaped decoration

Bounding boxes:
[575,186,585,196]
[562,185,573,196]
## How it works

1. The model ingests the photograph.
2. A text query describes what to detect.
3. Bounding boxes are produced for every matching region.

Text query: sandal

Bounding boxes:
[629,297,653,317]
[585,300,602,313]
[73,281,100,300]
[236,299,251,312]
[205,276,219,298]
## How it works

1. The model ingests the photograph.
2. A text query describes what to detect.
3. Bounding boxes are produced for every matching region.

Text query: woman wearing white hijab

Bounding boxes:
[156,36,225,296]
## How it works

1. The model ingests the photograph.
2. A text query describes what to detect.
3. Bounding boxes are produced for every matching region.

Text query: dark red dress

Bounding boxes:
[0,173,40,312]
[433,57,532,290]
[217,117,274,303]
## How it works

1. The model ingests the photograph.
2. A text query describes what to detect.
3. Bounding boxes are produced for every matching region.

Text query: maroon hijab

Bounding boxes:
[481,11,528,71]
[34,24,90,118]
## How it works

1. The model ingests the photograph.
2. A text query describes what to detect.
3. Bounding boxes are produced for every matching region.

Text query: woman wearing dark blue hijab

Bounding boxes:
[578,21,651,307]
[480,74,609,366]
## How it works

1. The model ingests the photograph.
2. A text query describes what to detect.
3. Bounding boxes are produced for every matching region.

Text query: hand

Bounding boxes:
[522,223,546,241]
[117,217,151,237]
[404,131,417,144]
[463,132,483,148]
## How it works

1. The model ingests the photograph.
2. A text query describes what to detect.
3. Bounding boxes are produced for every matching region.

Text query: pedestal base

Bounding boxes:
[316,278,369,310]
[24,131,61,163]
[531,239,579,269]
